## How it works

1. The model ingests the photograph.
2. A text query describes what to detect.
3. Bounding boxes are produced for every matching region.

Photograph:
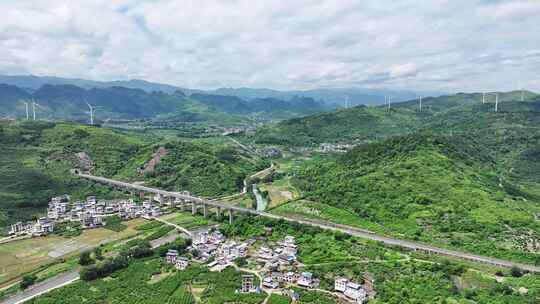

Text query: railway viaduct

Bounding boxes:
[75,172,540,273]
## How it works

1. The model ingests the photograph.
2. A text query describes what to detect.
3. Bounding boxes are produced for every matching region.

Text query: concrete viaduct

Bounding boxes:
[76,172,540,273]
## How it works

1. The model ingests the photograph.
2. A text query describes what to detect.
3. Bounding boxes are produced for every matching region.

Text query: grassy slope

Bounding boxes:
[283,134,540,263]
[0,121,260,229]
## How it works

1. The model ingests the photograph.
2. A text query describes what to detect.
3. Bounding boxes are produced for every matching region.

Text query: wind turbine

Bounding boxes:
[484,92,499,112]
[32,99,38,120]
[418,95,423,112]
[23,101,29,120]
[86,101,95,125]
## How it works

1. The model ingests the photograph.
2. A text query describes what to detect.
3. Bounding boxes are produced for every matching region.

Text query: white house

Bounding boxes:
[297,272,314,288]
[344,282,367,303]
[335,277,349,292]
[166,249,179,264]
[175,257,189,270]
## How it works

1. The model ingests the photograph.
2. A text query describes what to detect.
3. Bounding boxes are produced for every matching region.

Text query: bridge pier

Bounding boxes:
[192,202,197,215]
[203,204,208,218]
[158,194,164,205]
[139,191,145,200]
[228,209,233,224]
[216,207,221,220]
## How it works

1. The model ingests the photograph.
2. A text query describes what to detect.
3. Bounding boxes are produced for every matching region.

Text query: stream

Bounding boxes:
[252,184,267,211]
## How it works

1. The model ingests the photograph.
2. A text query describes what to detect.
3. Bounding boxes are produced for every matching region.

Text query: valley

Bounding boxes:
[1,89,539,304]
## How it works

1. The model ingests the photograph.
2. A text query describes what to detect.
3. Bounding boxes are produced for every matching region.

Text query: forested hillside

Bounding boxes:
[0,121,260,230]
[288,133,540,263]
[254,91,539,146]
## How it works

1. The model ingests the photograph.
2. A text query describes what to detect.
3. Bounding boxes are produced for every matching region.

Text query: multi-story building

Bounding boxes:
[175,257,189,270]
[33,217,54,236]
[344,282,366,303]
[166,249,179,264]
[241,275,255,293]
[9,222,29,235]
[334,277,349,292]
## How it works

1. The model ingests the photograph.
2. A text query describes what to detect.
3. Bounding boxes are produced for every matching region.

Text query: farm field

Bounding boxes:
[30,259,266,304]
[0,218,146,287]
[259,183,295,208]
[159,212,217,229]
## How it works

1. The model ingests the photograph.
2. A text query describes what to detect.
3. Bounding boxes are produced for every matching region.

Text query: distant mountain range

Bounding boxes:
[0,74,444,106]
[0,82,330,123]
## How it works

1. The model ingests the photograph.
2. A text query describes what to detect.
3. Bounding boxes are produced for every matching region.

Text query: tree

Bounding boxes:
[79,250,94,266]
[20,274,37,289]
[510,266,523,277]
[94,247,104,260]
[80,265,99,281]
[235,257,248,267]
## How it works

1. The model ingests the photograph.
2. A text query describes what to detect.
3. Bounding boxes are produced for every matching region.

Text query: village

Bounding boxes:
[8,194,375,303]
[8,194,168,237]
[165,229,375,303]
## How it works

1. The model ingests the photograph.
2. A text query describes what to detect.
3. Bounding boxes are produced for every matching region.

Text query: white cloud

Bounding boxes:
[0,0,539,92]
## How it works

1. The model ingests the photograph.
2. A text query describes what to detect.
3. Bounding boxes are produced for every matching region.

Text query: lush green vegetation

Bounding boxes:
[0,121,131,231]
[103,215,127,232]
[222,216,540,304]
[137,141,260,196]
[253,91,539,146]
[0,121,260,230]
[32,259,266,303]
[286,133,540,263]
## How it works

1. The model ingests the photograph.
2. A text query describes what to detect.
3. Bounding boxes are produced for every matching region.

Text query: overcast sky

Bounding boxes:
[1,0,540,92]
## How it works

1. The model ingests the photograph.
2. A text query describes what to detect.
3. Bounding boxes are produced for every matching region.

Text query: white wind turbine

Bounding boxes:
[23,100,29,120]
[86,101,95,125]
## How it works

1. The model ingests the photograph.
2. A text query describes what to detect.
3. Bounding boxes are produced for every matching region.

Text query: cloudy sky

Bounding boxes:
[1,0,540,92]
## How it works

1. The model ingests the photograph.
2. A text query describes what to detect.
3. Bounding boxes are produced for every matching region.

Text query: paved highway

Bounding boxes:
[77,173,540,273]
[0,271,79,304]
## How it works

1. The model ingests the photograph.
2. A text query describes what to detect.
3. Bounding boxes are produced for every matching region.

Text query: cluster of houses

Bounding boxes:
[9,194,166,237]
[188,230,254,272]
[165,249,190,270]
[335,277,368,303]
[9,217,55,237]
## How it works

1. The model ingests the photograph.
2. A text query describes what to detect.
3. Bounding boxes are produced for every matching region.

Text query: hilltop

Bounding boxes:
[254,90,539,146]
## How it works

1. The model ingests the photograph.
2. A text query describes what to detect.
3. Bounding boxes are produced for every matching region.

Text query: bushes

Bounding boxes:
[145,225,174,241]
[79,250,93,266]
[103,215,127,232]
[20,274,37,290]
[80,242,154,281]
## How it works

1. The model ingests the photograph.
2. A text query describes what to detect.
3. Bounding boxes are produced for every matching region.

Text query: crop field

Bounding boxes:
[260,179,297,208]
[0,218,146,286]
[31,259,266,304]
[159,212,217,229]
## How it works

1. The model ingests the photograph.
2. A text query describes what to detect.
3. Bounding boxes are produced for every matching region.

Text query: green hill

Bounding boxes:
[254,91,539,146]
[0,121,260,230]
[280,133,540,263]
